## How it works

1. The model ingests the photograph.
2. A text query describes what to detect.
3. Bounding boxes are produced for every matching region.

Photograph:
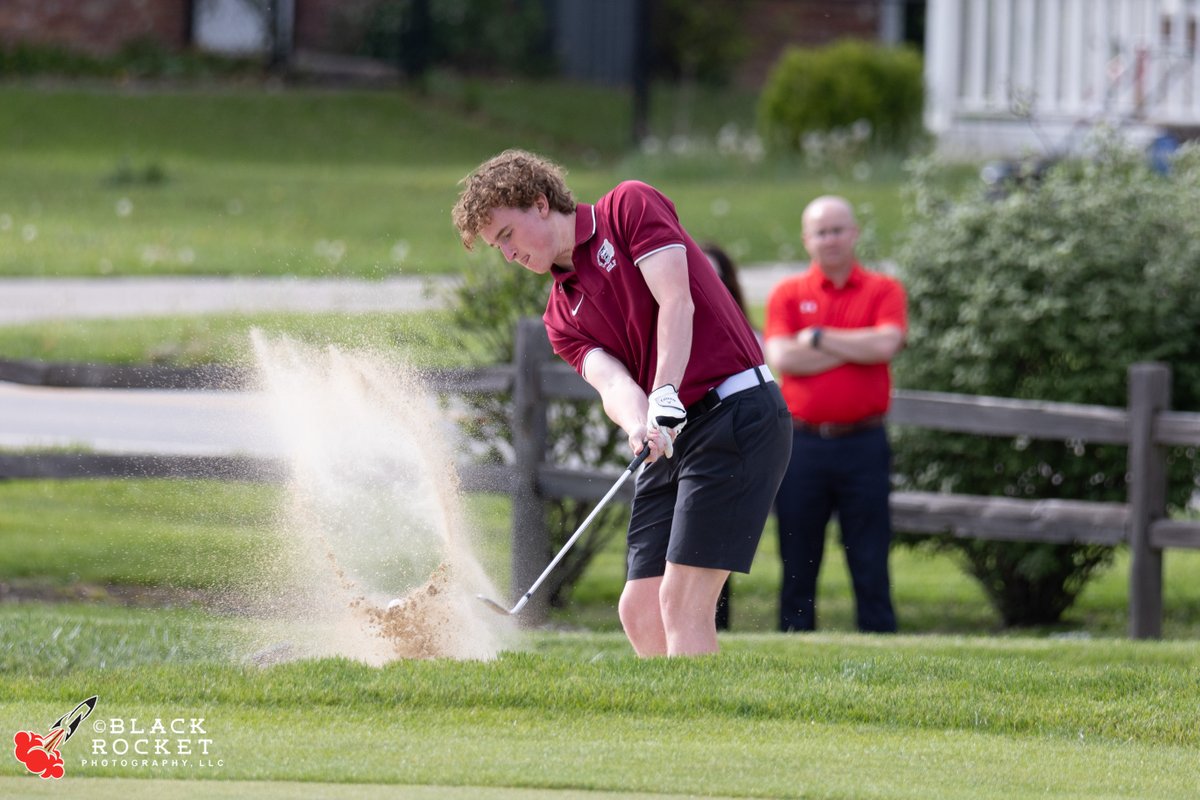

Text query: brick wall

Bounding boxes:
[738,0,881,87]
[293,0,379,53]
[0,0,187,56]
[0,0,377,61]
[288,0,887,70]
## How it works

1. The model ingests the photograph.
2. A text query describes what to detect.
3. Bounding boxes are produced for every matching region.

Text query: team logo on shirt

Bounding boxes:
[800,300,818,314]
[597,239,617,272]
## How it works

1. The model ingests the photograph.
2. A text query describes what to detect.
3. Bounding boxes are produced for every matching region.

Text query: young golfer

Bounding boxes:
[452,149,791,656]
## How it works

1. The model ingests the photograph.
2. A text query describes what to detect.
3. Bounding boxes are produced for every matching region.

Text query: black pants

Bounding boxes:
[627,382,792,579]
[774,425,897,633]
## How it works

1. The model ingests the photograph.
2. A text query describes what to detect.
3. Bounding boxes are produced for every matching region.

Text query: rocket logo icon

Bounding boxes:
[13,695,97,779]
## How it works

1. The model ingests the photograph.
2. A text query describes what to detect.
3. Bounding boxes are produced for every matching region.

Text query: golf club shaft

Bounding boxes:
[511,446,650,614]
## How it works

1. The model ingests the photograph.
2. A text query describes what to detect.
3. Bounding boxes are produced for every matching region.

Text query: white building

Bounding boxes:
[925,0,1200,157]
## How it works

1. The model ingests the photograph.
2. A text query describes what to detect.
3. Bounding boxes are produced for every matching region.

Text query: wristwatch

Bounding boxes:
[810,327,823,350]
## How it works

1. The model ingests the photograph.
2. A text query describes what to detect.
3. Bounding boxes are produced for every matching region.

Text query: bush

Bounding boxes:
[891,131,1200,626]
[757,39,925,153]
[0,43,102,76]
[443,263,628,609]
[0,39,261,80]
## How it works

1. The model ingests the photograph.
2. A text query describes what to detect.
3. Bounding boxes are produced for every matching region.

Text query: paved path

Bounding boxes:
[0,276,454,324]
[0,381,280,456]
[0,264,800,325]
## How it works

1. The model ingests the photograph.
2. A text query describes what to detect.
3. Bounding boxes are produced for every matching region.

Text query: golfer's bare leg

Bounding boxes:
[660,563,729,656]
[619,576,667,657]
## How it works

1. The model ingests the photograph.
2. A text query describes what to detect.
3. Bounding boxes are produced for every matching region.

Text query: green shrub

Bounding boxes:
[444,262,628,608]
[0,43,104,76]
[892,132,1200,626]
[0,39,260,79]
[757,39,925,153]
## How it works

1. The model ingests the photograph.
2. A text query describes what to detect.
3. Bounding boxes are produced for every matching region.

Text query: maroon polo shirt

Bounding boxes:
[543,180,762,407]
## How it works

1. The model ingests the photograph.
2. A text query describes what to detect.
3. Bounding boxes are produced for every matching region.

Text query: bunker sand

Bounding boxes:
[243,332,512,664]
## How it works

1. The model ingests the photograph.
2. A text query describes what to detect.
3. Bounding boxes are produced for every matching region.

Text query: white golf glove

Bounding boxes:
[647,384,687,459]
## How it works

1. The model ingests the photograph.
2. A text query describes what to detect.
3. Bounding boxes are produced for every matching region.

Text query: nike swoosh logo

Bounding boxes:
[571,296,584,316]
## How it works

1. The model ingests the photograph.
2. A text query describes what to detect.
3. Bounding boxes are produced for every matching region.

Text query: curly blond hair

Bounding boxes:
[451,149,575,250]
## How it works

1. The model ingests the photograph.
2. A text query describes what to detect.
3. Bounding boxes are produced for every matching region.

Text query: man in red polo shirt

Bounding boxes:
[452,149,792,656]
[764,195,906,633]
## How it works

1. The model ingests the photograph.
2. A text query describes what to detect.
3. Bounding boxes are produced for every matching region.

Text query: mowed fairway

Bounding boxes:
[1,600,1197,799]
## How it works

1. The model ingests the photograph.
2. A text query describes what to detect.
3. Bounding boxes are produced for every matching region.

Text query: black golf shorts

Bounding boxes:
[625,381,792,580]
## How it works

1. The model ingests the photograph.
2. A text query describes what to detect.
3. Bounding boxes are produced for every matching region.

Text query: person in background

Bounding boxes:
[452,149,792,656]
[700,242,758,630]
[701,243,749,320]
[763,195,907,633]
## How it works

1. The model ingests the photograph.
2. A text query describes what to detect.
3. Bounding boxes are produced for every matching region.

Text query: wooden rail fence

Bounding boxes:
[494,319,1200,634]
[4,317,1200,638]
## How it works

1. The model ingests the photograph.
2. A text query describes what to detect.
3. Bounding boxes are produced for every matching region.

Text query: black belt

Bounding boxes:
[793,415,885,438]
[686,389,723,423]
[685,365,771,423]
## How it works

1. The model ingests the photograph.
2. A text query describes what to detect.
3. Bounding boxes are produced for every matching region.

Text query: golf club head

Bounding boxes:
[476,594,513,616]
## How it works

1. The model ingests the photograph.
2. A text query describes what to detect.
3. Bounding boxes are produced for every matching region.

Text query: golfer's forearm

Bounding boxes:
[652,295,693,391]
[583,350,649,436]
[637,246,693,392]
[600,380,650,437]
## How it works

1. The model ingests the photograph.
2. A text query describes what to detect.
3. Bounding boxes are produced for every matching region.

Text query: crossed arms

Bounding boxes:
[765,325,904,376]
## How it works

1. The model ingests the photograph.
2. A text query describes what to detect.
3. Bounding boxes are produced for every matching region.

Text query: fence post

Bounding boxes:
[510,317,552,624]
[1126,362,1170,639]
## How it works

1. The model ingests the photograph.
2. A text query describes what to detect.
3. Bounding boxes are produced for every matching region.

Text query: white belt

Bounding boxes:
[713,364,774,400]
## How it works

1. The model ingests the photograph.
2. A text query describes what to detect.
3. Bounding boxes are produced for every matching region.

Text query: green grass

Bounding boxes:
[0,479,511,596]
[0,479,278,591]
[0,83,572,278]
[0,82,939,278]
[3,478,1200,639]
[0,309,470,367]
[0,779,725,800]
[0,603,1197,798]
[562,492,1200,639]
[424,71,763,156]
[3,479,1200,797]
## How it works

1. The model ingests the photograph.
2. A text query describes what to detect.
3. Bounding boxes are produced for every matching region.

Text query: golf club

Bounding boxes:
[478,444,651,616]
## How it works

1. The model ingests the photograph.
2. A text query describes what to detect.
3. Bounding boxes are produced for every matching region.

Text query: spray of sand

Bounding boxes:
[243,331,512,664]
